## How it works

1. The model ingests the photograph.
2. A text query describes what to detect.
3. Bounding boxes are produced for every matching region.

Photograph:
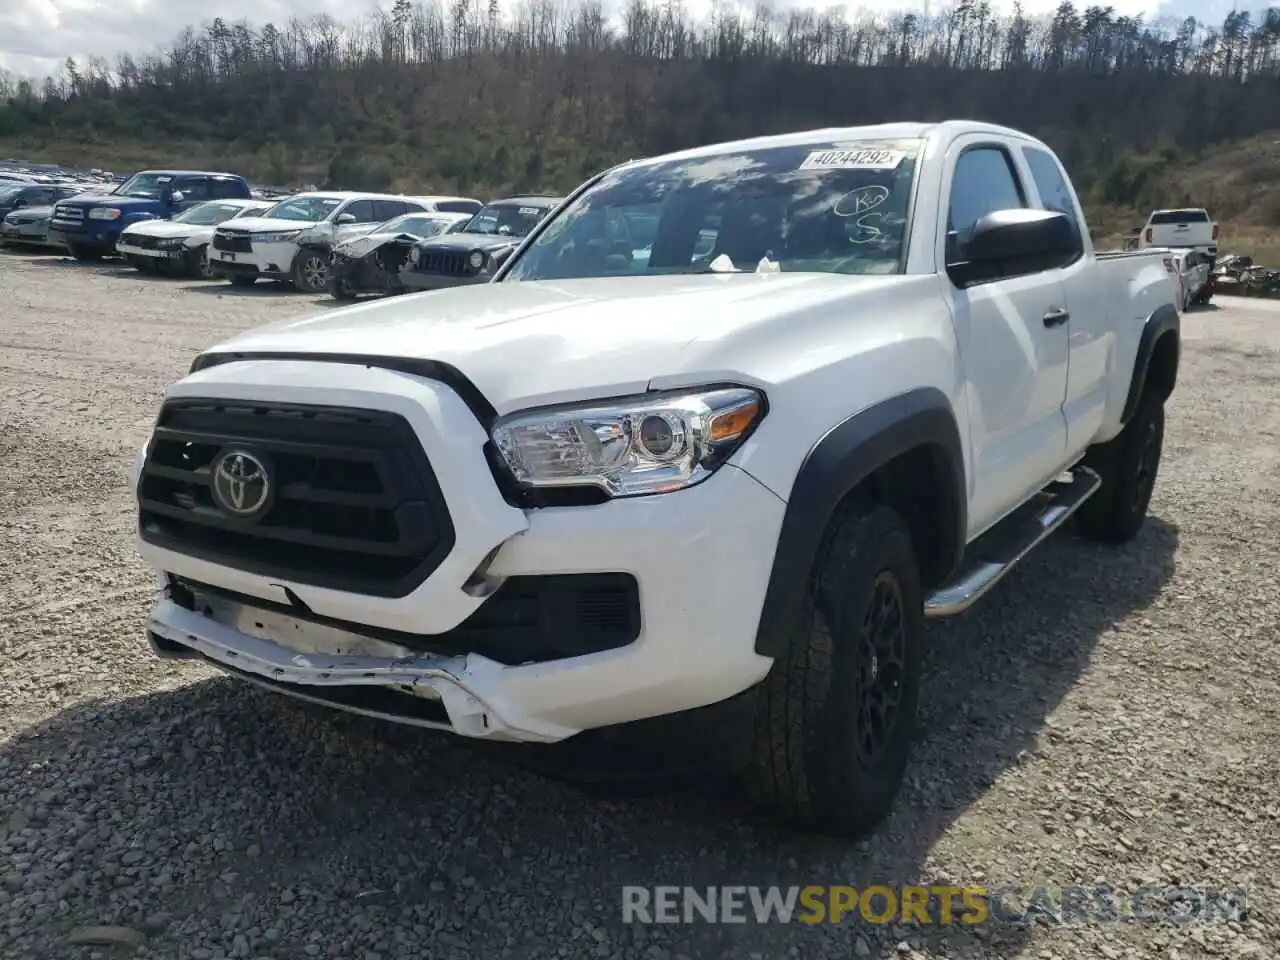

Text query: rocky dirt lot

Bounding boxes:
[0,248,1277,960]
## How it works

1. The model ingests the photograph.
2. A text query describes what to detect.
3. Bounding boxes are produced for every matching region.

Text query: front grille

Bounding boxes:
[170,572,642,665]
[213,230,252,253]
[416,249,471,276]
[126,234,160,250]
[52,205,85,225]
[138,399,455,598]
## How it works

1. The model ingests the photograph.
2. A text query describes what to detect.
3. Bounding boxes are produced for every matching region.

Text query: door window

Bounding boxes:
[340,200,377,223]
[946,146,1026,263]
[174,177,210,202]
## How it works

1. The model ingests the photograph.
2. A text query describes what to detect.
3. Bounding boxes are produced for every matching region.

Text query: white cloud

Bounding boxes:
[3,0,1215,82]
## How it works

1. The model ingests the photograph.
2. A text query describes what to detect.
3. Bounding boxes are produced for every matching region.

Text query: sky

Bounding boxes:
[0,0,1247,81]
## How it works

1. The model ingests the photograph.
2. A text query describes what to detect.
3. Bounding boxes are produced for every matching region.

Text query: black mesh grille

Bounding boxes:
[138,399,455,598]
[213,230,252,253]
[416,249,472,276]
[127,234,160,250]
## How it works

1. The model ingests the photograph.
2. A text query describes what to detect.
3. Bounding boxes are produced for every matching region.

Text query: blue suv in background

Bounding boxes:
[49,170,252,261]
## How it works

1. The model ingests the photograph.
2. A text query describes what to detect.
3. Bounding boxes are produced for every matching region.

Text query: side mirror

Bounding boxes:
[337,212,356,224]
[947,209,1081,288]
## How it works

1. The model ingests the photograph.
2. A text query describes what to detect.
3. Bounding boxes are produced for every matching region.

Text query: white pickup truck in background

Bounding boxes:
[132,120,1180,837]
[1138,207,1219,260]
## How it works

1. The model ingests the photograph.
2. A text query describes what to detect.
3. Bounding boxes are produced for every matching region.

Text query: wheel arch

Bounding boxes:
[753,387,968,659]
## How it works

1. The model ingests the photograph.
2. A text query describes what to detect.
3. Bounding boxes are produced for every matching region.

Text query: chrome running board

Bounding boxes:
[925,466,1101,618]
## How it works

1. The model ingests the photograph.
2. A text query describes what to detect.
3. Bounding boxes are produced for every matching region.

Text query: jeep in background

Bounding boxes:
[133,121,1179,837]
[399,196,562,291]
[328,211,474,300]
[49,170,252,261]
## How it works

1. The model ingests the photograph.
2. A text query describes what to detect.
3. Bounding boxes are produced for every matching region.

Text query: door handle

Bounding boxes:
[1043,307,1070,328]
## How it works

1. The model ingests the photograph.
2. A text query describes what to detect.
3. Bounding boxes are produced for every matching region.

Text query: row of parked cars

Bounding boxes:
[1,166,565,302]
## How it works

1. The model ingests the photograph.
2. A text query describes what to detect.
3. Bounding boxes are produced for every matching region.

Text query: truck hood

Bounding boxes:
[198,272,922,414]
[224,216,321,233]
[62,195,156,209]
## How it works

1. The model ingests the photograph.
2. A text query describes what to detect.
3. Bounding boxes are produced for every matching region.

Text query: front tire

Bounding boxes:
[1075,391,1165,544]
[186,245,216,280]
[292,247,329,293]
[67,243,103,262]
[327,272,358,301]
[746,500,924,838]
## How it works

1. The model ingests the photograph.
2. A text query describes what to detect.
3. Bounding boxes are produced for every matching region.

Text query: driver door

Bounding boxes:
[940,138,1070,536]
[334,199,379,243]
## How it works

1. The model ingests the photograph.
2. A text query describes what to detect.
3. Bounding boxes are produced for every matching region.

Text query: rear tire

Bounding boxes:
[1075,391,1165,544]
[745,500,924,838]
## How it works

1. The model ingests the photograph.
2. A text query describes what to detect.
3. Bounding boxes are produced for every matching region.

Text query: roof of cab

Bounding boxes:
[140,170,247,178]
[616,120,1046,171]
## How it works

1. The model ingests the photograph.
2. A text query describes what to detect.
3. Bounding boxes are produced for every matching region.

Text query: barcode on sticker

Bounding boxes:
[798,149,905,171]
[518,207,542,215]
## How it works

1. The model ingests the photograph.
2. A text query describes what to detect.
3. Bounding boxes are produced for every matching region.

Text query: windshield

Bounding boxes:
[0,186,23,201]
[263,196,343,222]
[173,202,251,226]
[505,140,923,281]
[115,172,178,200]
[459,202,552,238]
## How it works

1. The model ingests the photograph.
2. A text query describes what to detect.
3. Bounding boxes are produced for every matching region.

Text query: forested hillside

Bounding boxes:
[1,0,1279,254]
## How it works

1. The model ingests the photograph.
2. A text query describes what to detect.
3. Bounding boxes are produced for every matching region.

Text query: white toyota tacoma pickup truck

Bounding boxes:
[132,121,1180,837]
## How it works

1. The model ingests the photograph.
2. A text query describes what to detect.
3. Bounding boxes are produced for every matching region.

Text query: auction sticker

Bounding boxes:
[799,149,905,171]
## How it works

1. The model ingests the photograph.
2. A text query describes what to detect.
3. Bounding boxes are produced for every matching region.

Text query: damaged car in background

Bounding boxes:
[400,196,562,292]
[327,211,472,300]
[117,198,275,279]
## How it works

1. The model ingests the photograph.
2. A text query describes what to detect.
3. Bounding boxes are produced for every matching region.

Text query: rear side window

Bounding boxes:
[1021,146,1083,251]
[1149,210,1209,224]
[209,178,248,199]
[373,200,408,220]
[436,200,483,214]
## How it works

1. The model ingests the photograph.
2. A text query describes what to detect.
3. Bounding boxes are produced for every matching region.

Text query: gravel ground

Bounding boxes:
[0,248,1277,960]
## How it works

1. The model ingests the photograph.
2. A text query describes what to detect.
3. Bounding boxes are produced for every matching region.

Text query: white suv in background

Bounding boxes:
[210,192,483,292]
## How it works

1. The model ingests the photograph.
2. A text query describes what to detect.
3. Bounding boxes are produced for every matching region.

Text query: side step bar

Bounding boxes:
[925,466,1101,618]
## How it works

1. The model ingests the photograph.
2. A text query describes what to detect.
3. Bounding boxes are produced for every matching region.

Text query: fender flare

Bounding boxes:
[1120,302,1180,425]
[753,387,967,658]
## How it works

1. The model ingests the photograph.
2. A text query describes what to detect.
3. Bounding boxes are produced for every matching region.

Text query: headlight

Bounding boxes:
[469,250,486,270]
[89,208,121,220]
[491,386,765,497]
[254,230,302,243]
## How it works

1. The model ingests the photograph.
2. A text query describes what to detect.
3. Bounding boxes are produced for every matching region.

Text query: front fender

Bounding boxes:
[753,387,967,658]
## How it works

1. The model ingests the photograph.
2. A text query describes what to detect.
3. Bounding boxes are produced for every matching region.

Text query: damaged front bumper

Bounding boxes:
[148,583,577,743]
